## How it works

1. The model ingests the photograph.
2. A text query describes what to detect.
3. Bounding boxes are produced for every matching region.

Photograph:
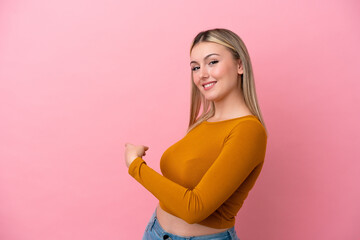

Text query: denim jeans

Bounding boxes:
[142,208,240,240]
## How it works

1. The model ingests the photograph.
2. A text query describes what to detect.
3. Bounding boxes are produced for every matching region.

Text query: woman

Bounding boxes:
[125,28,268,240]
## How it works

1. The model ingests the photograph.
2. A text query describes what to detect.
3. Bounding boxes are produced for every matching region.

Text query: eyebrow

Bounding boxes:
[190,53,220,65]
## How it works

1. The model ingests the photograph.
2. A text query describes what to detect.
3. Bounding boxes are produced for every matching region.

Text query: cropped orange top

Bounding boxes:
[128,115,268,229]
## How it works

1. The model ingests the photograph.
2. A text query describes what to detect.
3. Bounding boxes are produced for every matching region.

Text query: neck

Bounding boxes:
[212,88,250,119]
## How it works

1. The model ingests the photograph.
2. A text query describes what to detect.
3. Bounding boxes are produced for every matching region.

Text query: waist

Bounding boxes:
[156,204,231,236]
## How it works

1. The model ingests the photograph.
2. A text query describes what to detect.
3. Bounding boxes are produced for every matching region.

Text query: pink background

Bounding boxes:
[1,0,359,239]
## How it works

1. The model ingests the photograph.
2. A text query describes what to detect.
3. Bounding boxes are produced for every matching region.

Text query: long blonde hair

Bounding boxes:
[186,28,268,136]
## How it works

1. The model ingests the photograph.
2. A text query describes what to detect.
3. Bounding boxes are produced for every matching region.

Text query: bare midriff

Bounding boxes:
[156,204,230,237]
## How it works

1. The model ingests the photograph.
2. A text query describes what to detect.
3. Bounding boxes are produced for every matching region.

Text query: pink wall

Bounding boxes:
[1,0,359,239]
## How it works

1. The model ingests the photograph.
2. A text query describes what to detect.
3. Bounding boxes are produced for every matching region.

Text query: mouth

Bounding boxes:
[202,81,217,89]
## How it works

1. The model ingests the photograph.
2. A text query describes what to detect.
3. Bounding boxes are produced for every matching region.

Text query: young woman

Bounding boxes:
[125,28,268,240]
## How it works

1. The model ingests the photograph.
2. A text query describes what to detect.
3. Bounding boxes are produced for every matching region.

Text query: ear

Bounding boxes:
[237,59,244,75]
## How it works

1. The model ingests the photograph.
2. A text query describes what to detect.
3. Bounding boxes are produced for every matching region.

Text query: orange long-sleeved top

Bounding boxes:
[128,115,267,229]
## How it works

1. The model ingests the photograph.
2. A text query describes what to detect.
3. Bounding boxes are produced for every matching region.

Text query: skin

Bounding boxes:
[124,41,252,236]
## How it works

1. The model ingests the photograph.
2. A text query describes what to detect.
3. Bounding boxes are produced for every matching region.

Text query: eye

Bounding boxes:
[209,60,218,65]
[191,66,200,71]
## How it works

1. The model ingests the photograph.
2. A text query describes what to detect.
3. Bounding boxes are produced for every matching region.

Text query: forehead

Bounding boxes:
[190,42,229,59]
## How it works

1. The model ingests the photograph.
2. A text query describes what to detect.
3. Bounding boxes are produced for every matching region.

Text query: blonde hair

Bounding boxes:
[186,28,268,136]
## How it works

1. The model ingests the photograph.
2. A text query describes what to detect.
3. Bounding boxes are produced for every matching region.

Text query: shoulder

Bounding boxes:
[227,117,267,142]
[223,117,268,164]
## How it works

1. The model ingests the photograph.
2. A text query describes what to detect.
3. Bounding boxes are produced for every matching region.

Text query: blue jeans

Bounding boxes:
[142,208,240,240]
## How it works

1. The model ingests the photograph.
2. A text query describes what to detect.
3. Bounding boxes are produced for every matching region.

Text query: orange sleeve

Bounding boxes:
[128,120,267,224]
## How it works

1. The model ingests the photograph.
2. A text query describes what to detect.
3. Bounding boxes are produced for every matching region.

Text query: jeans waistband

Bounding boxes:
[148,208,237,240]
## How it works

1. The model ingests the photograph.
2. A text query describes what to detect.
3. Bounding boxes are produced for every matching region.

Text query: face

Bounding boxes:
[190,42,243,102]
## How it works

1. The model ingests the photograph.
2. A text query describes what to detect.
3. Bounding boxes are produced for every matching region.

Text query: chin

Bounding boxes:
[199,89,221,102]
[203,95,218,102]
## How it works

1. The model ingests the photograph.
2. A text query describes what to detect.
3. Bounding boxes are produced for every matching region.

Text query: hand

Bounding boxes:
[124,143,149,168]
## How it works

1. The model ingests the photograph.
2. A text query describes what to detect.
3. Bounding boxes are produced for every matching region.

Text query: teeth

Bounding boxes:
[204,82,215,88]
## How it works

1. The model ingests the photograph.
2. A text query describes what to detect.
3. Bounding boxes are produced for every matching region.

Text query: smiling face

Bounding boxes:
[190,41,243,102]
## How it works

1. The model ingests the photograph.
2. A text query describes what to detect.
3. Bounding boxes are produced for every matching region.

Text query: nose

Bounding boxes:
[199,65,209,79]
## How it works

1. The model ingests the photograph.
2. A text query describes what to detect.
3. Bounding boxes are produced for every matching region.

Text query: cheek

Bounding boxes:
[211,63,237,79]
[192,73,201,85]
[210,64,227,78]
[192,76,200,87]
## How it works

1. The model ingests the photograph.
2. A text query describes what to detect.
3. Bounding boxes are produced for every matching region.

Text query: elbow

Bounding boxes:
[181,190,212,224]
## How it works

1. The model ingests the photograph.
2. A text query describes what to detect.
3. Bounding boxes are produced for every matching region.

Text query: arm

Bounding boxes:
[128,120,267,224]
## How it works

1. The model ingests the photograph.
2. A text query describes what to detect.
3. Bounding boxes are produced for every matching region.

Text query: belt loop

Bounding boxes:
[227,226,238,240]
[149,217,156,231]
[149,210,157,231]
